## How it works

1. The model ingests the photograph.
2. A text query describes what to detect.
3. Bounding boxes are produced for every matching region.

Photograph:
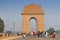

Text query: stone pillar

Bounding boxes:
[22,15,30,34]
[36,14,44,32]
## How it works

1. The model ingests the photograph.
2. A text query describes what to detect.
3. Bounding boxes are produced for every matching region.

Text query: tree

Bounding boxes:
[0,18,5,33]
[46,28,55,33]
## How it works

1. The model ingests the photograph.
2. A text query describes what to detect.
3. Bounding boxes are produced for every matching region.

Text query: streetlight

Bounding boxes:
[13,22,15,35]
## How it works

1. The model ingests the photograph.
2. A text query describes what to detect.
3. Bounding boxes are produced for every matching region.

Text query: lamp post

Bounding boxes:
[13,22,15,35]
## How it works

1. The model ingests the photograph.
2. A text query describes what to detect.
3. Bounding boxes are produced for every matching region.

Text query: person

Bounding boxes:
[35,32,38,37]
[45,32,48,37]
[52,31,56,38]
[22,33,23,36]
[33,32,35,36]
[42,32,46,38]
[22,33,25,38]
[31,31,33,35]
[41,31,43,37]
[50,32,52,38]
[37,31,40,37]
[23,33,26,38]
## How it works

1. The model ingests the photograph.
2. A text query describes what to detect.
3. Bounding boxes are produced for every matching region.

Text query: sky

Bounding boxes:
[0,0,60,32]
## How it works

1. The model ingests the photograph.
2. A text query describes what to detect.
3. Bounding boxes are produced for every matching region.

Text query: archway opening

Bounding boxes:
[30,17,37,32]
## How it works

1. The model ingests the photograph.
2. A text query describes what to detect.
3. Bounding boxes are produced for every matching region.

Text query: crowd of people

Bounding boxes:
[31,31,56,38]
[21,31,56,38]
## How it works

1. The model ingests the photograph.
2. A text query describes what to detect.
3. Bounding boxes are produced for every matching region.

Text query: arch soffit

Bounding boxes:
[29,17,37,22]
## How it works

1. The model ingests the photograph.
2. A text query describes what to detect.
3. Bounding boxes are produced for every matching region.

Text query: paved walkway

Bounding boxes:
[2,36,22,40]
[2,34,60,40]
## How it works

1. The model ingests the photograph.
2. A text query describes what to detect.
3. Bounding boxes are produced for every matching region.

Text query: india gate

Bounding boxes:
[21,4,44,34]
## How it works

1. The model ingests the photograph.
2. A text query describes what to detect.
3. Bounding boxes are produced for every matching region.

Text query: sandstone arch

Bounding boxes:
[21,4,44,34]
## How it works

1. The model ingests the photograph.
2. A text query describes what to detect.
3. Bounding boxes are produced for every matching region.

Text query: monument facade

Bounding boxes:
[21,4,44,34]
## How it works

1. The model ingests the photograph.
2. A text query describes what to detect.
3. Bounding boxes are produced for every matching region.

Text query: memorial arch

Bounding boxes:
[21,4,44,34]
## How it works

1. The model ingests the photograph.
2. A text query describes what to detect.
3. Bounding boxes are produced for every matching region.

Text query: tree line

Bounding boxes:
[0,18,5,33]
